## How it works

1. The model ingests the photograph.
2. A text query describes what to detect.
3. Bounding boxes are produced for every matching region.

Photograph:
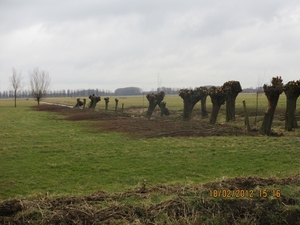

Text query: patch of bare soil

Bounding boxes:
[1,175,300,224]
[32,104,256,138]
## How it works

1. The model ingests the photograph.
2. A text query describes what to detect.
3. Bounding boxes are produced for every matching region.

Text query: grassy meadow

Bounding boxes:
[0,93,300,201]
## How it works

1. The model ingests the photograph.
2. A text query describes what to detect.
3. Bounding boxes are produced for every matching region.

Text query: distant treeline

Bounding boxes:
[0,89,113,99]
[0,86,263,98]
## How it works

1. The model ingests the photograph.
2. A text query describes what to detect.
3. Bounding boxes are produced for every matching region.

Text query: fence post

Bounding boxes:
[243,100,251,132]
[115,98,119,111]
[104,97,109,110]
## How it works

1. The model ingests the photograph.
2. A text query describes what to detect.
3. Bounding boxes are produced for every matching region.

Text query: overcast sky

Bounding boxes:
[1,0,300,92]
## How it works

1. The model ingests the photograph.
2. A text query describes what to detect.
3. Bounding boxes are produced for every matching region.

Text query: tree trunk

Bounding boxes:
[285,97,298,131]
[210,103,221,124]
[183,100,197,120]
[115,99,119,111]
[208,86,226,124]
[260,96,280,135]
[260,76,283,135]
[201,96,208,118]
[14,90,17,107]
[147,100,157,118]
[225,95,236,122]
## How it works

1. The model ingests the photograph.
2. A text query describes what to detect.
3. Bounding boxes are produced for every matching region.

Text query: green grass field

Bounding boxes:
[0,94,300,202]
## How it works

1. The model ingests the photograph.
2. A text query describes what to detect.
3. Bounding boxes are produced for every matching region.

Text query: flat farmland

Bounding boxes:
[1,93,300,224]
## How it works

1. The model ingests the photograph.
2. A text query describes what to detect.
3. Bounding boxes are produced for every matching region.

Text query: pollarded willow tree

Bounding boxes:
[74,98,86,108]
[88,94,101,108]
[284,80,300,131]
[223,81,243,122]
[208,86,226,124]
[146,90,167,118]
[179,87,208,120]
[260,76,283,135]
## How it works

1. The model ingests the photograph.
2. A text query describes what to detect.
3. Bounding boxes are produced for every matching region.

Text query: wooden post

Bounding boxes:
[243,99,251,132]
[122,103,124,113]
[104,97,109,110]
[115,98,119,111]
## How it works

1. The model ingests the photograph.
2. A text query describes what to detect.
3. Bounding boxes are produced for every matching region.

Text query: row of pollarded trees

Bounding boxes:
[145,81,242,124]
[147,77,299,135]
[260,77,300,135]
[179,81,243,124]
[74,94,102,109]
[179,77,300,135]
[74,95,120,110]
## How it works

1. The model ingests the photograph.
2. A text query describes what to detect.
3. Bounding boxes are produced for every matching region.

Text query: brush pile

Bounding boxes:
[1,175,300,224]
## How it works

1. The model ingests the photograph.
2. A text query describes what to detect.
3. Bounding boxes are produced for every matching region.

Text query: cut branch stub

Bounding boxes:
[223,80,243,122]
[179,87,208,120]
[260,76,283,135]
[208,86,226,124]
[284,80,300,131]
[146,90,165,118]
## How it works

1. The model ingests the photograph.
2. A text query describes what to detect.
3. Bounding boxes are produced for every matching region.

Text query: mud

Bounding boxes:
[32,104,256,138]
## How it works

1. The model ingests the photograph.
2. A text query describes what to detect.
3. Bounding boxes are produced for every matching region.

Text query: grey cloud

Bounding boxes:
[1,0,300,91]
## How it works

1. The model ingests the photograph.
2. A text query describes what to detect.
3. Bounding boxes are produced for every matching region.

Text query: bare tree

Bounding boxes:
[29,68,51,105]
[10,68,23,107]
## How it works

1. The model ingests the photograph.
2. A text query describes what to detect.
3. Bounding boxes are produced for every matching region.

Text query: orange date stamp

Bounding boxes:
[209,189,281,198]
